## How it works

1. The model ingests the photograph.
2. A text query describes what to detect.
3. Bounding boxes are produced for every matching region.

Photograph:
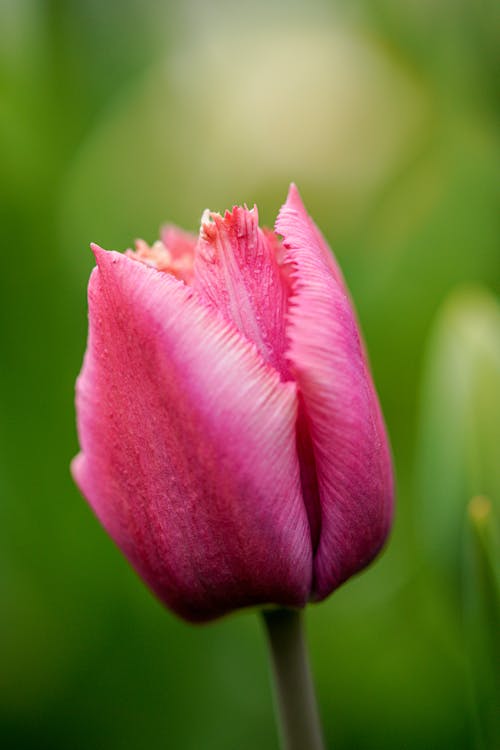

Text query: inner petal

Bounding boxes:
[126,226,197,285]
[192,206,290,379]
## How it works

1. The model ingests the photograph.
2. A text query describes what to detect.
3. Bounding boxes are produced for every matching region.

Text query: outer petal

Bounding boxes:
[276,185,394,600]
[193,206,289,378]
[72,246,311,622]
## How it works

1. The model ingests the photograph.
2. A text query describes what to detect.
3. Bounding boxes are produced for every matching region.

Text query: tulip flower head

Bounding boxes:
[73,185,393,622]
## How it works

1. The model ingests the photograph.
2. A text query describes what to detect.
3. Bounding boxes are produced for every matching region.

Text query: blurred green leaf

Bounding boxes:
[463,496,500,748]
[416,286,500,579]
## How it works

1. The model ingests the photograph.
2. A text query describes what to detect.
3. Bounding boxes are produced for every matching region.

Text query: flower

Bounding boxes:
[72,184,394,622]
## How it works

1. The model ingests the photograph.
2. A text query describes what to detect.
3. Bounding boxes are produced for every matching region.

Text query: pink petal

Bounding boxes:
[73,246,311,621]
[193,206,290,379]
[276,185,394,600]
[126,223,197,285]
[160,224,197,261]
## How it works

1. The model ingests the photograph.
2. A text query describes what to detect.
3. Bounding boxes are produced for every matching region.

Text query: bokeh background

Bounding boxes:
[1,0,499,748]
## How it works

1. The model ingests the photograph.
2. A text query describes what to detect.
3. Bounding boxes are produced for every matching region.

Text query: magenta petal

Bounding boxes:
[276,185,394,600]
[160,224,197,261]
[193,206,289,378]
[72,246,311,621]
[127,223,197,285]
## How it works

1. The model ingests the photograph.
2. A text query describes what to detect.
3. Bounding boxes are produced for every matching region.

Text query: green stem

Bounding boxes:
[262,608,325,750]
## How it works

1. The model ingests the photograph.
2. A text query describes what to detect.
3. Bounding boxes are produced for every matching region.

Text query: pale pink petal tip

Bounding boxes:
[90,242,104,258]
[285,182,303,210]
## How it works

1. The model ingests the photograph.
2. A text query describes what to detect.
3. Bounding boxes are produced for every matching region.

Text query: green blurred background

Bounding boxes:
[1,0,499,748]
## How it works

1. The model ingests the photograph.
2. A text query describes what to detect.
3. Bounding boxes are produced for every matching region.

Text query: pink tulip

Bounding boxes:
[72,185,393,622]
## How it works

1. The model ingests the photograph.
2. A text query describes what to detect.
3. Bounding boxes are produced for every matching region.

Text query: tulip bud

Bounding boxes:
[72,185,394,622]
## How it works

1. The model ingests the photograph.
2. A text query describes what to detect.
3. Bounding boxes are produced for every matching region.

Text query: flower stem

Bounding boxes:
[262,608,325,750]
